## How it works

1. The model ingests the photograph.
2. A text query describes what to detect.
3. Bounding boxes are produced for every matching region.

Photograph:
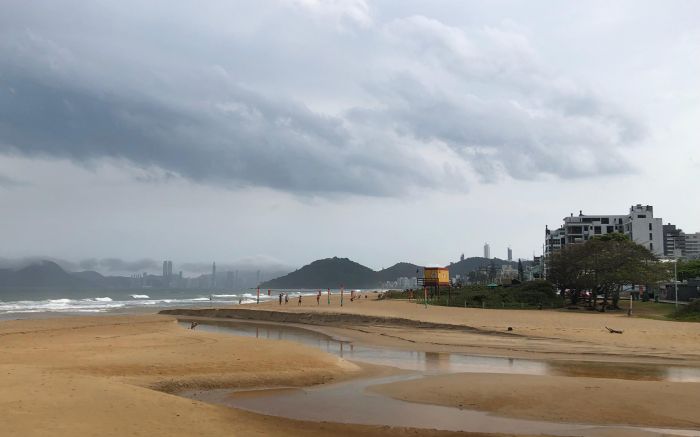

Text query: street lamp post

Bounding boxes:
[674,258,678,310]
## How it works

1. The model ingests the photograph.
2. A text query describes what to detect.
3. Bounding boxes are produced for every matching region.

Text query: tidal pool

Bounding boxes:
[181,320,700,382]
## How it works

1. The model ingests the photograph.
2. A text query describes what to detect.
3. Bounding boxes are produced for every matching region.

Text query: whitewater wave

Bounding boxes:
[0,291,264,317]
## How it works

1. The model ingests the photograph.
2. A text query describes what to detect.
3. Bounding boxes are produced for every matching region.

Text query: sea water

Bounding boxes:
[0,289,322,319]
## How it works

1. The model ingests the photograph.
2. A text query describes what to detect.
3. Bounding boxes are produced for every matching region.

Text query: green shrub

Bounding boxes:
[670,300,700,322]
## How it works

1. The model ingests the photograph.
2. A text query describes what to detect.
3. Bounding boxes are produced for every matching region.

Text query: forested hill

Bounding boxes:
[259,257,376,289]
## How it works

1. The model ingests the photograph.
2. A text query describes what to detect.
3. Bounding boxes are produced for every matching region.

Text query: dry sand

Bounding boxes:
[0,314,486,437]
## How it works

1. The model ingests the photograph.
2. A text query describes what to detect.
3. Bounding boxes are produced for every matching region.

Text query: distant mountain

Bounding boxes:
[0,261,86,287]
[260,257,378,289]
[376,262,421,282]
[0,261,136,289]
[71,270,132,288]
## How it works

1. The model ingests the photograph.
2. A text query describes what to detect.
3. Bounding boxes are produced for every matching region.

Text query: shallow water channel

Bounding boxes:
[178,320,700,436]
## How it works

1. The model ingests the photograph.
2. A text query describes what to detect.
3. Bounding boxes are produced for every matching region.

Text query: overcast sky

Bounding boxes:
[1,0,699,274]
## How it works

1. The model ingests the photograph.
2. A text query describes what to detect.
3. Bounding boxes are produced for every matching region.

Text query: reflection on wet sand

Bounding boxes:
[178,320,700,437]
[183,320,700,382]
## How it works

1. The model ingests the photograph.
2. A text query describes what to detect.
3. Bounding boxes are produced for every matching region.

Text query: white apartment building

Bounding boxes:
[545,204,664,260]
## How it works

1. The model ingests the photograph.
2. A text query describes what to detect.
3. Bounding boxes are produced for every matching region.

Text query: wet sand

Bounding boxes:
[370,372,700,428]
[160,296,700,432]
[0,314,486,436]
[164,295,700,364]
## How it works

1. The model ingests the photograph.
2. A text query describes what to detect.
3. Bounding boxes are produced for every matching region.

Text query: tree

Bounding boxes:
[677,259,700,281]
[548,244,590,305]
[548,234,669,310]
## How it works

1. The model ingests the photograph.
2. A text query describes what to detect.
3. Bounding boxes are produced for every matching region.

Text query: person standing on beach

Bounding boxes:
[316,291,320,305]
[284,293,289,304]
[279,293,283,305]
[298,294,302,306]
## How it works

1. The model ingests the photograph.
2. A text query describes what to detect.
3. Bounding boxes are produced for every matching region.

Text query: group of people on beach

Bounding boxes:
[276,289,370,306]
[277,292,303,306]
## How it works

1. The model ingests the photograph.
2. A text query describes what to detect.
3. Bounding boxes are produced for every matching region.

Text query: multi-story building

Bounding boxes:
[662,224,686,258]
[483,243,490,259]
[545,205,664,275]
[686,232,700,259]
[507,247,513,262]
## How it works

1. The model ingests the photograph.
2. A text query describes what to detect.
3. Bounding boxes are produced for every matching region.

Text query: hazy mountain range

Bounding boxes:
[0,256,527,292]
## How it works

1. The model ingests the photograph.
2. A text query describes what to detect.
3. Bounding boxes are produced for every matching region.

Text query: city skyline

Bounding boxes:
[1,1,699,270]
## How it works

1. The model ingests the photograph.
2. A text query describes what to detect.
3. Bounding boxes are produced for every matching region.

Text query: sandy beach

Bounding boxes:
[2,296,700,436]
[0,314,492,436]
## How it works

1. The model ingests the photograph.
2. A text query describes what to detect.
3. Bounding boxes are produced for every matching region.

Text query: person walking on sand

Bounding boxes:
[298,294,302,306]
[284,293,289,304]
[279,293,283,305]
[316,291,320,305]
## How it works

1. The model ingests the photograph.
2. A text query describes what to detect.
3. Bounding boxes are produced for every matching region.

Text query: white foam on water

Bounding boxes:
[49,298,71,304]
[0,291,267,317]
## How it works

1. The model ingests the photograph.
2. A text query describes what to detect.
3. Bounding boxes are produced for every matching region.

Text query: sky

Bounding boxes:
[1,0,699,275]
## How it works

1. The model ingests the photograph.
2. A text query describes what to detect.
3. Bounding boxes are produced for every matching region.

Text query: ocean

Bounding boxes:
[0,288,331,319]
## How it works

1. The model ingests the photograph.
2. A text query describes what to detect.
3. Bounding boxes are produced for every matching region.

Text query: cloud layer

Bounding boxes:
[0,1,644,196]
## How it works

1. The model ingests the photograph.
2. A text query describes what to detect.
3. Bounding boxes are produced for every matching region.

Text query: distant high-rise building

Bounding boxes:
[162,260,173,286]
[483,243,490,259]
[507,247,512,262]
[460,253,465,262]
[162,260,173,278]
[211,262,217,289]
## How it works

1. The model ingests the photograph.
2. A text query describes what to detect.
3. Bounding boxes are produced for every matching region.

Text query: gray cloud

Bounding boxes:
[78,258,160,274]
[0,173,25,187]
[0,2,645,197]
[0,256,79,271]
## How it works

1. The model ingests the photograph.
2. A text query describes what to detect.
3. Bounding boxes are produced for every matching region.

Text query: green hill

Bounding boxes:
[260,257,378,289]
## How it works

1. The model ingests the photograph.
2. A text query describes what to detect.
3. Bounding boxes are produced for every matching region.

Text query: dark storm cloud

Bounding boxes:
[0,3,645,196]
